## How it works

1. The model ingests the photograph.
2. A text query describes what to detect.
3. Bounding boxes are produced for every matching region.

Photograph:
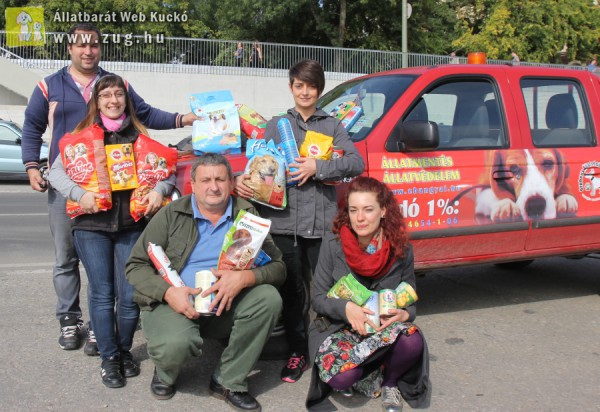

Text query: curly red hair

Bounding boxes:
[332,176,408,259]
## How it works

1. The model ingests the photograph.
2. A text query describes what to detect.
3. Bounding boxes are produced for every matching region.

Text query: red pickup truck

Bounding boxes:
[176,63,600,271]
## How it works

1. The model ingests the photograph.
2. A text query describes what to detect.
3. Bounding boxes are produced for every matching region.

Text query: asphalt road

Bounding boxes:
[1,182,599,411]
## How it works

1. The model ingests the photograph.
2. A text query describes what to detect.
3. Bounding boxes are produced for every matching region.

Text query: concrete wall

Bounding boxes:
[0,60,344,145]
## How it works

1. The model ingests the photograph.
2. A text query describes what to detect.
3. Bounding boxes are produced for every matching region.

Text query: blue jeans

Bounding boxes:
[48,188,82,319]
[74,229,142,360]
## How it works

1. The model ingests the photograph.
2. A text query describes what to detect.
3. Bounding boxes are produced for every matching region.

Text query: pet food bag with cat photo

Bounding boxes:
[189,90,241,155]
[130,134,178,222]
[59,124,112,219]
[243,139,287,210]
[217,210,272,271]
[236,104,267,139]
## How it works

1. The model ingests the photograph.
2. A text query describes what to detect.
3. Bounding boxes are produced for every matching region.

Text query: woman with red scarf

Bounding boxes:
[306,177,430,411]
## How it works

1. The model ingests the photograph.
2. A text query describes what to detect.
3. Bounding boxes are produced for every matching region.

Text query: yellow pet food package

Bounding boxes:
[299,130,333,160]
[105,143,139,191]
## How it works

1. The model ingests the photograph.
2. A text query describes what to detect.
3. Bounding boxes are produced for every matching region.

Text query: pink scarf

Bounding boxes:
[100,113,126,132]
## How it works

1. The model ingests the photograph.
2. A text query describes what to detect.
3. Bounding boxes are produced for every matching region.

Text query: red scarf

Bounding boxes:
[340,225,394,279]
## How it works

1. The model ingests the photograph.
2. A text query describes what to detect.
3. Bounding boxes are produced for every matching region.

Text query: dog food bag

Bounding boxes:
[147,242,185,287]
[299,130,333,160]
[217,210,272,270]
[250,249,271,269]
[236,104,267,140]
[340,105,363,130]
[327,273,372,306]
[329,101,356,119]
[189,90,241,155]
[243,139,287,210]
[130,134,178,222]
[59,124,112,219]
[105,143,139,191]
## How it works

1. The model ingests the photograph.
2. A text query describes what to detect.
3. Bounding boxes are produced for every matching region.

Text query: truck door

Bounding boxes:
[514,77,600,251]
[377,76,531,268]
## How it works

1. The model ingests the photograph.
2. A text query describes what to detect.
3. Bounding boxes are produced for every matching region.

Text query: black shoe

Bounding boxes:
[58,315,81,350]
[209,377,261,411]
[121,351,140,378]
[281,352,308,383]
[151,368,175,400]
[101,356,125,388]
[83,325,100,356]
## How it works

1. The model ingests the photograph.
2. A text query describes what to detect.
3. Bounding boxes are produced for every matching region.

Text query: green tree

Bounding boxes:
[453,0,600,63]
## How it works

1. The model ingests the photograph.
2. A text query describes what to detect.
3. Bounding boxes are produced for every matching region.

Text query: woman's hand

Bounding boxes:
[378,308,410,331]
[142,190,164,216]
[288,157,317,186]
[79,191,101,214]
[345,301,377,336]
[234,174,253,199]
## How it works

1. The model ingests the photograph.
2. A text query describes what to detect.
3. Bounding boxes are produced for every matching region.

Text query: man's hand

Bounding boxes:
[203,268,255,316]
[79,192,102,214]
[27,168,47,192]
[142,190,164,216]
[181,111,203,127]
[233,174,253,199]
[288,157,317,186]
[164,286,202,320]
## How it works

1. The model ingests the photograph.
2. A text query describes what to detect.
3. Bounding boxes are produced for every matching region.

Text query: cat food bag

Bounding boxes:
[190,90,241,155]
[217,210,271,270]
[243,139,287,209]
[327,273,372,306]
[59,124,112,219]
[299,130,333,160]
[130,134,178,222]
[237,104,267,140]
[105,143,138,191]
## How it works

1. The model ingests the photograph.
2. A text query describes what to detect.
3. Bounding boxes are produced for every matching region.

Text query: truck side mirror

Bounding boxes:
[385,120,440,152]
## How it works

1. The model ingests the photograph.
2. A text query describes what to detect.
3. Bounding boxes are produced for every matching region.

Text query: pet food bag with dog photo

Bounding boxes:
[236,104,267,140]
[105,143,139,191]
[243,139,287,210]
[217,210,271,271]
[130,134,178,222]
[299,130,333,160]
[59,124,112,219]
[189,90,241,155]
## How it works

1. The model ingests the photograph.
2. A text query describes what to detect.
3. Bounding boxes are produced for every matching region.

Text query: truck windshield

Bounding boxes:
[318,74,417,142]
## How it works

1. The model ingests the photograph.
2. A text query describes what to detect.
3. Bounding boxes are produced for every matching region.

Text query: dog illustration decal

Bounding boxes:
[475,149,578,221]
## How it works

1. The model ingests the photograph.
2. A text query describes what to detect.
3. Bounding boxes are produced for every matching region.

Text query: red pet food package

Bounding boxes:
[130,134,178,222]
[322,146,345,186]
[236,104,267,140]
[217,210,271,270]
[243,139,287,210]
[105,143,139,191]
[59,124,112,219]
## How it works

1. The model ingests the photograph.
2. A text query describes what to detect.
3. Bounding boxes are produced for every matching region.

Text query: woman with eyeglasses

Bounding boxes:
[48,74,174,388]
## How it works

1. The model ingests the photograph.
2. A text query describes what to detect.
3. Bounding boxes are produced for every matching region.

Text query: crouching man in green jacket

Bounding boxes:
[126,153,285,411]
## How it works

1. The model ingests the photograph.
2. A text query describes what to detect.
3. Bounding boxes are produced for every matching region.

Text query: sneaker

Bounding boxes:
[58,315,81,350]
[83,327,100,356]
[121,351,140,378]
[381,386,403,412]
[281,352,308,383]
[101,356,124,388]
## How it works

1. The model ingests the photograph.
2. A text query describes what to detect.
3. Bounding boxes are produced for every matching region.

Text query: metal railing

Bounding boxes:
[0,31,586,81]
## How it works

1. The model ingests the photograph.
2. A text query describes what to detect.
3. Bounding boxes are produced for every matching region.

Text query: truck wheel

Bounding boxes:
[494,260,534,269]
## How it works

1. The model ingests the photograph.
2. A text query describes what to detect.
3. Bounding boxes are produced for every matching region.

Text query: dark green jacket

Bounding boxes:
[125,194,286,311]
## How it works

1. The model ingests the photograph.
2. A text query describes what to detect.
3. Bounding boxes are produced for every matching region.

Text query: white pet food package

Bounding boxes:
[147,242,185,287]
[189,90,241,155]
[217,210,272,270]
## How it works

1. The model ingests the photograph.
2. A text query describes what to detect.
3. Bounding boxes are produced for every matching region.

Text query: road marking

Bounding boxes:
[0,213,47,216]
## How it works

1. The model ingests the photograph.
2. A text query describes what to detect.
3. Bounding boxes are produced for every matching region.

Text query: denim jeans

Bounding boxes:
[272,234,322,356]
[48,188,82,319]
[74,228,142,360]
